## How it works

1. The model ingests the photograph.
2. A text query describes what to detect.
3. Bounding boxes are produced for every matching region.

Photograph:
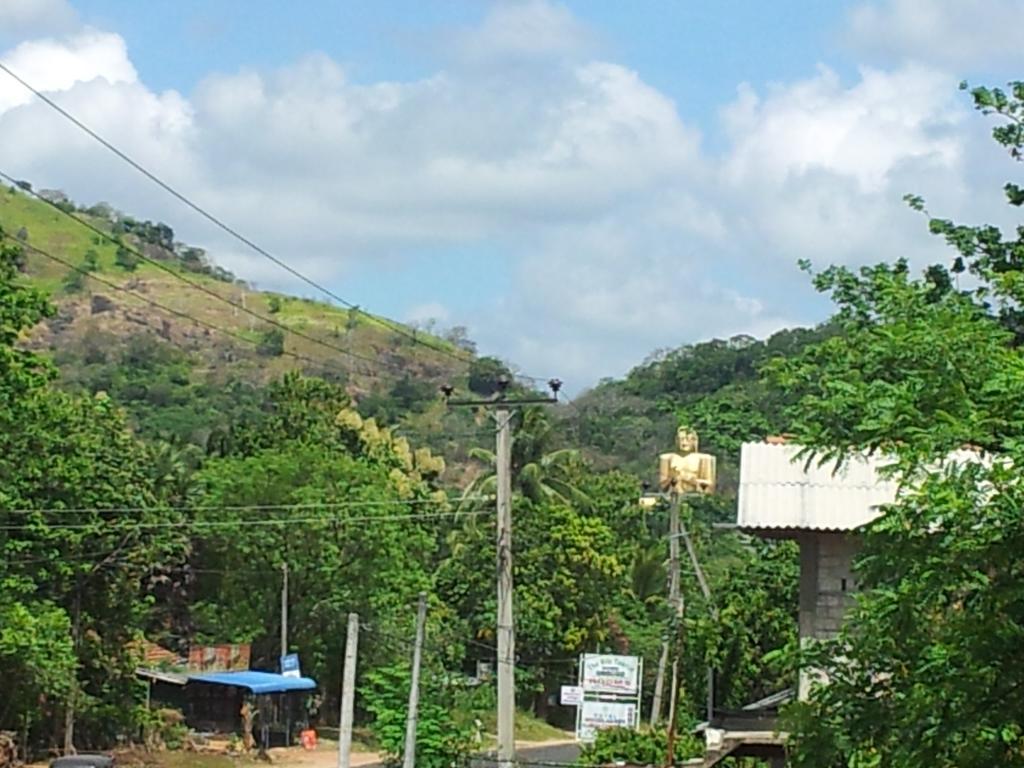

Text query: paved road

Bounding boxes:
[470,741,581,767]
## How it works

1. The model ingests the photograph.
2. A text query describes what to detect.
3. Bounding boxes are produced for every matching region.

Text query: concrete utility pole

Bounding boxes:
[403,592,428,768]
[677,517,718,722]
[495,406,515,768]
[646,428,717,738]
[281,562,289,660]
[338,612,359,768]
[650,491,681,726]
[443,377,562,768]
[664,493,684,731]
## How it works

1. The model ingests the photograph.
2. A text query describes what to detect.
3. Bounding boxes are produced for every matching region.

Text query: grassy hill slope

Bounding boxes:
[0,183,487,463]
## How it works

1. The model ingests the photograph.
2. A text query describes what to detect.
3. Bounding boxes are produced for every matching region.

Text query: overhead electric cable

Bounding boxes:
[0,508,492,532]
[0,232,370,377]
[0,61,480,368]
[2,496,493,516]
[0,175,415,377]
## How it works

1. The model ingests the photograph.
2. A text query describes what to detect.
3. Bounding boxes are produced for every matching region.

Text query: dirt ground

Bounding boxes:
[25,736,577,768]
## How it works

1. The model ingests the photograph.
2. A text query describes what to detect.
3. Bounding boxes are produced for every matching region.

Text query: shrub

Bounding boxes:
[115,246,139,271]
[576,726,702,767]
[363,663,474,768]
[257,328,285,357]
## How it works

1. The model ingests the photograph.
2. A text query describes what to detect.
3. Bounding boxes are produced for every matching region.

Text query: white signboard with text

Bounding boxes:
[576,700,638,742]
[581,654,641,696]
[560,685,583,706]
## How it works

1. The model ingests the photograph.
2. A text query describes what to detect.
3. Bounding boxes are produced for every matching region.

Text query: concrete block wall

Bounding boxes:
[797,532,860,700]
[812,533,859,637]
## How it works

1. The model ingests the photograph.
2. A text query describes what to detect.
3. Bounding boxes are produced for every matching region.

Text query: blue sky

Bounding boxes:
[0,0,1022,388]
[64,1,856,127]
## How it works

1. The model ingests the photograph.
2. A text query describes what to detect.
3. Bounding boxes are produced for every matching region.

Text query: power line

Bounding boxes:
[0,176,412,377]
[0,232,378,380]
[0,508,492,533]
[0,61,477,369]
[0,495,491,516]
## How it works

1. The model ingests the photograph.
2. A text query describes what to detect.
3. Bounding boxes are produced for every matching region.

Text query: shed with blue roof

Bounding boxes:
[182,670,318,748]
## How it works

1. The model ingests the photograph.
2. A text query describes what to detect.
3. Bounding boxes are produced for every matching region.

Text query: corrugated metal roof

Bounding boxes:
[187,670,316,694]
[737,442,897,532]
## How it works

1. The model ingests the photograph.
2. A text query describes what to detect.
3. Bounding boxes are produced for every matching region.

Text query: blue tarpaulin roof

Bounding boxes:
[187,671,316,694]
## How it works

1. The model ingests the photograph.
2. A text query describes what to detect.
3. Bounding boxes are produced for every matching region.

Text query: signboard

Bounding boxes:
[187,644,251,672]
[581,654,641,696]
[560,685,583,706]
[280,653,301,678]
[576,700,638,742]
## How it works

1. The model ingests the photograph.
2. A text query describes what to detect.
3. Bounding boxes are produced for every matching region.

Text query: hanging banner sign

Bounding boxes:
[581,654,641,696]
[576,700,638,742]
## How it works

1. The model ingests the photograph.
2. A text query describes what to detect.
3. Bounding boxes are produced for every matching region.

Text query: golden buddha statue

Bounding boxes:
[658,427,716,494]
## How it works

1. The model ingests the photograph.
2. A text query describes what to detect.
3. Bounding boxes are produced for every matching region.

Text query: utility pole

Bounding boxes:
[650,492,681,727]
[643,428,717,751]
[664,603,686,768]
[281,562,289,661]
[665,493,683,731]
[403,592,428,768]
[443,376,562,768]
[495,404,515,768]
[338,612,359,768]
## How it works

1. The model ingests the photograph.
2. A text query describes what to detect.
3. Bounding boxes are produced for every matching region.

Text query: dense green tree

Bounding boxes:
[189,382,449,705]
[462,407,592,510]
[770,81,1024,768]
[0,234,187,749]
[467,355,512,396]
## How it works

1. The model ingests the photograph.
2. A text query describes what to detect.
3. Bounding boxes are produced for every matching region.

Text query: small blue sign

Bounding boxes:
[281,653,300,677]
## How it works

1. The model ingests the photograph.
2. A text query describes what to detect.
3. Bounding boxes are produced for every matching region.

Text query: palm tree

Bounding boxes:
[149,439,201,505]
[630,543,667,605]
[460,406,592,510]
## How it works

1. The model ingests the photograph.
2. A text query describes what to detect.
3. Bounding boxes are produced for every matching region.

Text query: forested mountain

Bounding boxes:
[561,326,835,488]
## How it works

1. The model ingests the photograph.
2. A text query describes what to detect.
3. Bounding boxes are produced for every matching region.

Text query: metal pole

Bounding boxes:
[281,562,289,660]
[338,613,359,768]
[403,592,428,768]
[495,406,516,768]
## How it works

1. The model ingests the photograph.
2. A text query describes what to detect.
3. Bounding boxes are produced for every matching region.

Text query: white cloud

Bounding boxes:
[846,0,1024,70]
[0,30,137,113]
[0,1,1017,387]
[713,63,1010,269]
[450,0,593,63]
[0,0,78,39]
[722,64,964,194]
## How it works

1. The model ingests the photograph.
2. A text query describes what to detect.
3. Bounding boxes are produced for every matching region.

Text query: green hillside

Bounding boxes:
[0,183,492,459]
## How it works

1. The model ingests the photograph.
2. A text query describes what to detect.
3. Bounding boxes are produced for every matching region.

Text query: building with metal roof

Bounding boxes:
[737,441,897,534]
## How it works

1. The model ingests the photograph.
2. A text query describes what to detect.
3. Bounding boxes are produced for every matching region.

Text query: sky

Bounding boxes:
[0,0,1022,390]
